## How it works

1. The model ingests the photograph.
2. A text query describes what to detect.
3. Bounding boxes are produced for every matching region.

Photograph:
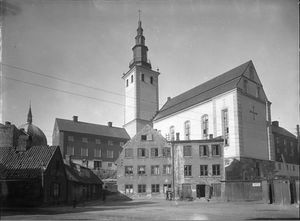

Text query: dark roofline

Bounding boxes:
[55,118,124,130]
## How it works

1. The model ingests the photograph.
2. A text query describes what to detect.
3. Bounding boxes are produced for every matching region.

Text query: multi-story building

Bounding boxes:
[271,121,299,179]
[117,124,224,199]
[52,116,130,172]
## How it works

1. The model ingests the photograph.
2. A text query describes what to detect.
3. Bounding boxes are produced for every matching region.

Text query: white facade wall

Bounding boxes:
[124,68,137,124]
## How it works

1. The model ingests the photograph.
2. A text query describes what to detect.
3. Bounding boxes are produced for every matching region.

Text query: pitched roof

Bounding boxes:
[0,146,58,180]
[271,125,296,139]
[55,118,130,140]
[64,161,103,184]
[153,60,252,121]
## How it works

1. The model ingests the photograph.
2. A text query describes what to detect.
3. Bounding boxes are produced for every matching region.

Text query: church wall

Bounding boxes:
[124,68,137,124]
[238,92,269,160]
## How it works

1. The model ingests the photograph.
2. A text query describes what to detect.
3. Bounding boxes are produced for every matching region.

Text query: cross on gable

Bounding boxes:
[249,105,258,120]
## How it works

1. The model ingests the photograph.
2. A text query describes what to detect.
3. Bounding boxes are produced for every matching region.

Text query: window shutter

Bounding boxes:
[145,149,149,157]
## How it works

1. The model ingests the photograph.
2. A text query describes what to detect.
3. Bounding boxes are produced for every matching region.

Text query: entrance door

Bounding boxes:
[268,183,273,204]
[196,185,206,198]
[182,184,192,199]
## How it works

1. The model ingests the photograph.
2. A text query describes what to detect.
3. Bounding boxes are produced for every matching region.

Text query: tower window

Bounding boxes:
[222,109,229,146]
[184,121,190,140]
[126,79,129,87]
[131,75,133,83]
[150,76,153,84]
[141,74,144,82]
[256,86,260,98]
[201,115,208,139]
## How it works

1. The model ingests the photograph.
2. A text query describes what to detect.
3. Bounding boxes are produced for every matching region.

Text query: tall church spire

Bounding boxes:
[129,10,151,69]
[27,102,32,124]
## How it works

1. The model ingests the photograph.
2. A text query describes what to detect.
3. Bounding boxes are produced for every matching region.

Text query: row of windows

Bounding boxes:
[125,147,171,158]
[276,146,297,157]
[85,160,113,170]
[67,146,114,158]
[67,136,124,146]
[183,145,221,157]
[167,109,229,145]
[126,74,154,87]
[125,165,171,175]
[277,163,298,172]
[125,184,171,194]
[124,164,221,176]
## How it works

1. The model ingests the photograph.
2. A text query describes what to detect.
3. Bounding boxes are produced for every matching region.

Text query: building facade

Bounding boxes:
[122,17,160,138]
[117,125,172,198]
[53,116,130,173]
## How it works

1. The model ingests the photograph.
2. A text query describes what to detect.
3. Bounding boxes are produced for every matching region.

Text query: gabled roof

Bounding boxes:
[55,118,130,140]
[0,146,58,180]
[64,161,103,184]
[271,125,297,139]
[153,60,252,121]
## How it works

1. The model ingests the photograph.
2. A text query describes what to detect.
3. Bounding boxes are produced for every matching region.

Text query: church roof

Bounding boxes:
[55,118,130,140]
[19,123,48,146]
[0,146,58,180]
[153,60,252,121]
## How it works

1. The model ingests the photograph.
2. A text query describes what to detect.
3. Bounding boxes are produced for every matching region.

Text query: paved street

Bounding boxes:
[1,199,299,220]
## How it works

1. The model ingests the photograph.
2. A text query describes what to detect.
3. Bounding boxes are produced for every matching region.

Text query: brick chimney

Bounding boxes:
[209,134,213,139]
[272,121,279,127]
[5,121,11,126]
[167,97,171,101]
[108,122,112,127]
[73,116,78,122]
[176,133,180,141]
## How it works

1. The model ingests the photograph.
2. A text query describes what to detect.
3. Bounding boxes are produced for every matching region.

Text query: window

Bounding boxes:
[120,142,125,146]
[212,164,220,176]
[151,148,159,157]
[151,165,160,175]
[141,135,147,141]
[256,86,260,98]
[95,139,101,144]
[146,134,153,141]
[222,109,229,146]
[138,184,146,193]
[108,140,113,146]
[68,136,74,142]
[184,121,191,140]
[169,126,175,141]
[137,148,146,157]
[141,74,144,82]
[126,79,129,87]
[278,163,281,170]
[81,147,88,156]
[199,145,208,157]
[163,184,171,193]
[163,165,171,175]
[184,165,192,177]
[94,148,101,158]
[82,137,88,143]
[243,79,248,93]
[162,147,171,157]
[137,165,146,175]
[183,146,192,157]
[131,75,133,83]
[107,150,114,158]
[94,161,102,170]
[201,115,209,139]
[283,139,287,145]
[125,166,133,175]
[67,146,74,155]
[125,148,133,158]
[212,145,220,156]
[150,76,153,84]
[125,184,133,194]
[151,184,160,193]
[52,183,60,197]
[255,162,260,177]
[200,165,208,176]
[249,66,254,80]
[108,163,112,167]
[286,164,289,170]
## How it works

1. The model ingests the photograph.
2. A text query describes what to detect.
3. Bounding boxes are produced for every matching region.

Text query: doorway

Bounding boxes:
[196,184,206,198]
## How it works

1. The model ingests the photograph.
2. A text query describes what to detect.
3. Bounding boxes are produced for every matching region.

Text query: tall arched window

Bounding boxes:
[169,126,175,141]
[131,75,133,83]
[184,121,190,140]
[201,115,208,139]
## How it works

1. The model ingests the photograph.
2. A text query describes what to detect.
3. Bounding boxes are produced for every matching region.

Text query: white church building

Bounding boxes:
[122,17,276,181]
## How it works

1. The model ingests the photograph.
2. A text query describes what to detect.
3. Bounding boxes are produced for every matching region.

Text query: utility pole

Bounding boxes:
[172,141,175,200]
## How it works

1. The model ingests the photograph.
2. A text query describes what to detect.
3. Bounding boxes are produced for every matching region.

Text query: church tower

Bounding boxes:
[122,15,160,138]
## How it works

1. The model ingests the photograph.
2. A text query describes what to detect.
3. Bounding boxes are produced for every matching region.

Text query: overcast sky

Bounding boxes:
[1,0,298,143]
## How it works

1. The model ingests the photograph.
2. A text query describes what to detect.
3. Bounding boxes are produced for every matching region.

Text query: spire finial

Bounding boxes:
[138,9,141,22]
[27,101,32,124]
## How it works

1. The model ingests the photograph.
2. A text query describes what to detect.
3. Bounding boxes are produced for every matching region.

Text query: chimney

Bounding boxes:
[209,134,213,139]
[73,116,78,122]
[5,121,11,126]
[108,122,112,127]
[167,97,171,101]
[272,121,279,127]
[176,133,180,141]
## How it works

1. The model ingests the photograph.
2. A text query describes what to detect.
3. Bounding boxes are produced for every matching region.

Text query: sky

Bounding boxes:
[1,0,298,144]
